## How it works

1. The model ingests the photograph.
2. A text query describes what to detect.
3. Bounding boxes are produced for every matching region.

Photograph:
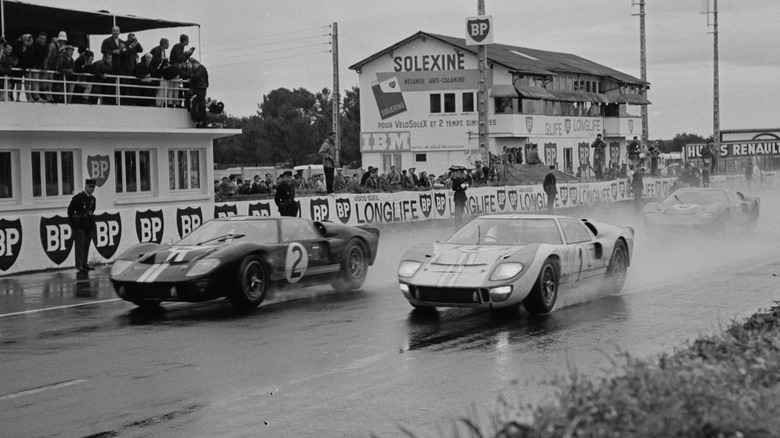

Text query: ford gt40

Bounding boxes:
[110,217,379,308]
[397,214,634,315]
[643,187,759,234]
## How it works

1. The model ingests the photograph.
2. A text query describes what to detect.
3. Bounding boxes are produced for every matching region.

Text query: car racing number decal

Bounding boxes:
[285,242,309,283]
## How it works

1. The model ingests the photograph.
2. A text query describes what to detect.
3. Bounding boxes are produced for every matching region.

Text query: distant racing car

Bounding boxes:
[643,187,759,234]
[110,217,379,308]
[397,214,634,315]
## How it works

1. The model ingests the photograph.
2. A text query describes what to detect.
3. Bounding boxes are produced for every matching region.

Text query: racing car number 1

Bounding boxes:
[285,242,309,283]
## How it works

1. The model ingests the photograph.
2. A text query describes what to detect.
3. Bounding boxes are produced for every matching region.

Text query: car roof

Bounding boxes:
[211,216,279,222]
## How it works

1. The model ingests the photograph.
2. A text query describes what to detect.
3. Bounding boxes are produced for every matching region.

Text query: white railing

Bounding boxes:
[0,67,189,108]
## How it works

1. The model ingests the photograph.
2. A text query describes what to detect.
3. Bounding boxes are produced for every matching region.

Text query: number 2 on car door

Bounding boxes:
[285,242,309,283]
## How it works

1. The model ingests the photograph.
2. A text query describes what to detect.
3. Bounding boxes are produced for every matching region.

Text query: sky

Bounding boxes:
[19,0,780,139]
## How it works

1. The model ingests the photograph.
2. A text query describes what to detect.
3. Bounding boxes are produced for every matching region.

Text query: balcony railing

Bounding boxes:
[0,67,189,108]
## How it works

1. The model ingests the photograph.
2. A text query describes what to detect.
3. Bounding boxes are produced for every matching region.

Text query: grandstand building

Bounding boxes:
[349,31,650,177]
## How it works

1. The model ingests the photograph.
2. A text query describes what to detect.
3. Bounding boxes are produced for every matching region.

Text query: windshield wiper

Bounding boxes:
[197,233,245,245]
[673,194,681,204]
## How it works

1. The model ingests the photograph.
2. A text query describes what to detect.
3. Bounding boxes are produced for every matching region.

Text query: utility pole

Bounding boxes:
[632,0,648,147]
[331,22,341,166]
[477,0,490,168]
[703,0,720,154]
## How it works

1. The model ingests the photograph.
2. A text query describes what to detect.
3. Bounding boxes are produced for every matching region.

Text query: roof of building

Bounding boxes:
[349,31,647,87]
[1,0,198,40]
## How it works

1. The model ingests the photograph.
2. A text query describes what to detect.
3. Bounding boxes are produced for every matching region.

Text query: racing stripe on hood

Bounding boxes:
[138,263,171,283]
[437,249,476,287]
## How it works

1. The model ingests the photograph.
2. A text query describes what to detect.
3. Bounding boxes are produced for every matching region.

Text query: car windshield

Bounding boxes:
[446,218,563,245]
[178,220,278,245]
[663,190,729,206]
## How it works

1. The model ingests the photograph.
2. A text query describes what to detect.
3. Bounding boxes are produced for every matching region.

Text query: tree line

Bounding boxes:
[214,86,361,168]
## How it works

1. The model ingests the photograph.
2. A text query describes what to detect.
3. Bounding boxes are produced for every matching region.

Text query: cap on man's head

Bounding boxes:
[189,58,200,65]
[85,179,97,186]
[57,31,68,42]
[336,168,343,172]
[281,170,293,177]
[597,133,602,137]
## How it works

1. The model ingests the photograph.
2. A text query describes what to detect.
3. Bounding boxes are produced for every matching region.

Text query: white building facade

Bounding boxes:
[349,32,650,177]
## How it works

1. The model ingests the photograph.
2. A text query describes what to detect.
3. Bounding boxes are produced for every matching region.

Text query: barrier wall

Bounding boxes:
[0,173,775,276]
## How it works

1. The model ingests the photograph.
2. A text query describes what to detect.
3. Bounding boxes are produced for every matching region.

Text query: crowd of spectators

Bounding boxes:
[0,27,201,107]
[213,163,508,202]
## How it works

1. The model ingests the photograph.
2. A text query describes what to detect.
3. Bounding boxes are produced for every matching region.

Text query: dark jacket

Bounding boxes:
[67,191,96,230]
[543,172,557,195]
[274,181,297,216]
[187,64,208,89]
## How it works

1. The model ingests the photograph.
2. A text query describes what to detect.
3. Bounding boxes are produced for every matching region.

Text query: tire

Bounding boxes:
[605,240,629,295]
[410,302,436,311]
[331,239,369,292]
[523,259,558,315]
[228,256,268,308]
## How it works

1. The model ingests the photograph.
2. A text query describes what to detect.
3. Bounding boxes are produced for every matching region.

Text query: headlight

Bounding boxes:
[110,260,133,277]
[186,258,221,277]
[490,286,513,302]
[398,260,423,278]
[490,262,524,281]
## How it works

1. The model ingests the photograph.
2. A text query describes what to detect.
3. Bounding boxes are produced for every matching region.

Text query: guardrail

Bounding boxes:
[0,67,189,107]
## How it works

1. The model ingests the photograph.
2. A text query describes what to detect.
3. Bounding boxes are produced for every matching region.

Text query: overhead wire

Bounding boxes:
[201,33,331,55]
[208,49,331,69]
[205,41,331,62]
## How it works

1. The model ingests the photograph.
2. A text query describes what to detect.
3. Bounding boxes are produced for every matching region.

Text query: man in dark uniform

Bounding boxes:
[631,167,645,209]
[67,179,97,271]
[274,171,298,217]
[543,165,557,214]
[450,165,468,225]
[591,134,607,180]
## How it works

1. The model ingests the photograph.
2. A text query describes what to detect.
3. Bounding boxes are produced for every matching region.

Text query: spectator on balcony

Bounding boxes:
[591,133,607,179]
[90,53,114,105]
[10,34,35,102]
[264,174,276,192]
[408,167,419,187]
[526,144,542,165]
[184,58,208,126]
[360,166,373,186]
[55,44,77,103]
[100,26,125,74]
[386,165,402,191]
[418,171,431,188]
[150,38,169,70]
[334,168,346,192]
[118,33,143,105]
[628,136,642,169]
[133,53,157,107]
[0,43,16,102]
[30,32,49,102]
[170,34,195,64]
[157,58,181,107]
[42,31,67,102]
[73,49,94,103]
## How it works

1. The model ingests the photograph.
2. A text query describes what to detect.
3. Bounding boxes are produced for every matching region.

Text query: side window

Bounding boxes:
[559,218,592,244]
[281,219,319,242]
[31,150,75,198]
[0,151,13,199]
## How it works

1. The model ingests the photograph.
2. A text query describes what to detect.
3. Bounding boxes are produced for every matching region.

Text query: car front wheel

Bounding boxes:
[606,240,628,294]
[229,255,268,308]
[331,239,368,292]
[523,259,558,315]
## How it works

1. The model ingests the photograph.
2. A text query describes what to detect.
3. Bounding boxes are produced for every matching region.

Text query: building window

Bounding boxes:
[31,150,74,198]
[115,150,152,193]
[0,152,12,199]
[443,93,456,113]
[430,93,442,113]
[169,149,203,190]
[462,92,475,112]
[382,153,402,173]
[415,153,427,163]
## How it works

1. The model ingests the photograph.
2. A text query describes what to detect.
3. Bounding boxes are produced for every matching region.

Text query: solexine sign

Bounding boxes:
[0,173,774,275]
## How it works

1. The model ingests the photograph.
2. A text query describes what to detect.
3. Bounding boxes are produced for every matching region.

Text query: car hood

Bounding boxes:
[140,244,221,264]
[655,203,723,216]
[430,244,524,267]
[411,243,537,287]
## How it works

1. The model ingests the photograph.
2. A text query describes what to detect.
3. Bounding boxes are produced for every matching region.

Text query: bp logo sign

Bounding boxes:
[309,198,330,222]
[465,15,493,45]
[419,193,432,218]
[135,210,164,244]
[92,212,122,259]
[214,203,238,219]
[0,219,23,271]
[177,207,203,239]
[335,198,351,224]
[87,155,110,187]
[39,215,74,265]
[248,202,272,217]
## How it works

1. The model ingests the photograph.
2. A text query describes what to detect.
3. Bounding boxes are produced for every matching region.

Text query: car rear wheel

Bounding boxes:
[331,239,368,292]
[523,259,558,315]
[229,255,268,308]
[606,240,628,294]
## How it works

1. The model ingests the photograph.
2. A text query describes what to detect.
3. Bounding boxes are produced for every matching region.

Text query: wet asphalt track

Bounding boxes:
[1,190,780,438]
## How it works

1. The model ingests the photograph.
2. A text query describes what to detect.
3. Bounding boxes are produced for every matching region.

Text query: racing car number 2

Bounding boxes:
[285,242,309,283]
